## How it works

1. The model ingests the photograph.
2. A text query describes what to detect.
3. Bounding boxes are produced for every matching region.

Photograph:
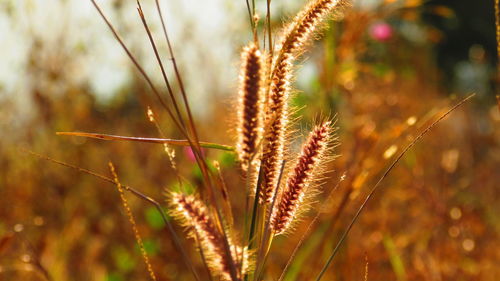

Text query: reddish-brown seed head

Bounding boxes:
[171,193,239,280]
[260,0,344,203]
[271,121,332,234]
[236,44,264,171]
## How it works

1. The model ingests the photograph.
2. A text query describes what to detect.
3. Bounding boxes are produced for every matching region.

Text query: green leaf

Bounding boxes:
[383,235,407,281]
[112,246,136,273]
[219,151,236,168]
[191,161,217,181]
[106,272,123,281]
[136,239,159,256]
[373,63,391,77]
[145,207,166,229]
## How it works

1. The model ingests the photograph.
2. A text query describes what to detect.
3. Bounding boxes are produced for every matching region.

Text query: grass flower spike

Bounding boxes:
[279,0,344,57]
[272,121,333,235]
[170,192,248,280]
[260,0,345,203]
[236,44,265,171]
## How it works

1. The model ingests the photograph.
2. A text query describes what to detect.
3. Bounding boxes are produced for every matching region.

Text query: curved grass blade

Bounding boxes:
[315,94,475,280]
[56,132,234,151]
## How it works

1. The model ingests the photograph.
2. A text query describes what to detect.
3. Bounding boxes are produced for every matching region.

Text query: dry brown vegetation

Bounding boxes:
[0,0,499,281]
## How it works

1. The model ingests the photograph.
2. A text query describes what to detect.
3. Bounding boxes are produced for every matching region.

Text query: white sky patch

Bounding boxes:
[0,0,248,118]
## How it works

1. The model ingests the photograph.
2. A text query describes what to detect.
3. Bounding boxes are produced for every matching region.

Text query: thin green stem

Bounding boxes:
[247,168,264,249]
[244,165,265,281]
[495,0,500,75]
[254,160,286,281]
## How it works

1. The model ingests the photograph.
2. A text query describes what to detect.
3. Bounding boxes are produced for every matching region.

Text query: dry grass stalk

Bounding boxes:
[271,121,333,235]
[236,44,265,171]
[170,192,248,280]
[260,0,345,203]
[147,107,177,170]
[109,162,158,281]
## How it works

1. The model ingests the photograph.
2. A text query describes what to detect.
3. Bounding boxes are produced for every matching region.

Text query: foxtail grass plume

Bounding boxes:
[170,192,249,280]
[236,44,265,171]
[279,0,344,57]
[260,0,344,203]
[271,121,333,235]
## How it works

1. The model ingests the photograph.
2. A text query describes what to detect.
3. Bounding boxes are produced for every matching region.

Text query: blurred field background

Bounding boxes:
[0,0,499,280]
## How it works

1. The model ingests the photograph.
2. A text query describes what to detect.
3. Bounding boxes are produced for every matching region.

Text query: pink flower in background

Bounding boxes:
[184,146,204,162]
[370,22,393,42]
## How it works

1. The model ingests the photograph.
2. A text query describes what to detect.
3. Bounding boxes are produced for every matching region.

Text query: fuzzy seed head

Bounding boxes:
[260,0,344,203]
[236,44,265,171]
[170,193,248,280]
[271,121,332,234]
[260,105,288,203]
[280,0,343,58]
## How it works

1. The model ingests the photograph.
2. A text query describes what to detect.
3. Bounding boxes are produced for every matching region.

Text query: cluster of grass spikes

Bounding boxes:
[27,0,475,280]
